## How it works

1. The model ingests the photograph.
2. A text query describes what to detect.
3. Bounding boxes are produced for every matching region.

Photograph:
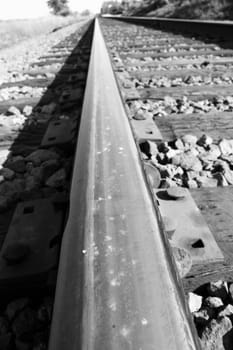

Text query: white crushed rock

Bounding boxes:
[0,20,88,84]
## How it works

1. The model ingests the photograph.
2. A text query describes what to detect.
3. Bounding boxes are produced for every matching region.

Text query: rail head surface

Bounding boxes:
[101,15,233,39]
[49,18,201,350]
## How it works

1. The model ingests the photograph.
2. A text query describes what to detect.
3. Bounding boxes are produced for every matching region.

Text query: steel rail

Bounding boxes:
[102,15,233,40]
[48,18,200,350]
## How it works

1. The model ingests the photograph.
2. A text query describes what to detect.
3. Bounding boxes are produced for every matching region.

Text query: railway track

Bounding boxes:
[1,14,233,350]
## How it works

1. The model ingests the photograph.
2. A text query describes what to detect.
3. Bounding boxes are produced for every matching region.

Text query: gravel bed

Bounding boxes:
[0,113,73,211]
[0,296,53,349]
[123,75,233,88]
[0,19,90,350]
[3,71,57,84]
[128,96,233,117]
[0,87,46,102]
[125,54,228,63]
[0,21,85,84]
[109,45,221,52]
[189,280,233,349]
[140,135,233,189]
[125,62,233,72]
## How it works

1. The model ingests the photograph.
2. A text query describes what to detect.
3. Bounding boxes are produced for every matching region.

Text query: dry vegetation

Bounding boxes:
[134,0,233,20]
[0,15,83,50]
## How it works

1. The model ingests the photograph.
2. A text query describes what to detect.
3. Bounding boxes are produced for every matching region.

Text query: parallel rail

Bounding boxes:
[49,18,201,350]
[103,15,233,39]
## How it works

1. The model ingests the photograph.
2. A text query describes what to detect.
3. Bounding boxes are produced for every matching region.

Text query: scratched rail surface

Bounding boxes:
[48,18,200,350]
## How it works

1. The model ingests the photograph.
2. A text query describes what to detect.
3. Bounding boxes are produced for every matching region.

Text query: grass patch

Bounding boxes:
[0,15,85,50]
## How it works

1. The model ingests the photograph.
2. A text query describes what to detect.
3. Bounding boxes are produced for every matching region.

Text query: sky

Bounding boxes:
[0,0,103,20]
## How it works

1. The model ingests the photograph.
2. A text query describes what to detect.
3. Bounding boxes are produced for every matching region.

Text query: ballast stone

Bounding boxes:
[196,175,218,188]
[201,317,232,350]
[0,150,11,170]
[204,297,224,309]
[26,149,59,166]
[207,280,228,302]
[23,105,33,117]
[188,292,203,313]
[197,134,213,147]
[6,106,21,117]
[46,168,66,188]
[1,168,15,181]
[179,151,202,172]
[194,307,215,326]
[37,296,53,324]
[6,298,29,321]
[219,304,233,319]
[12,307,36,339]
[6,156,26,173]
[219,139,233,156]
[182,134,197,147]
[41,102,56,114]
